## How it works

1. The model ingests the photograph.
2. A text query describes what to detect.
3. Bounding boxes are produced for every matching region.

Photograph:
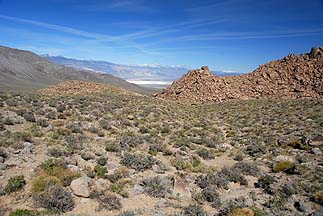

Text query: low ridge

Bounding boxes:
[38,80,135,96]
[156,47,323,102]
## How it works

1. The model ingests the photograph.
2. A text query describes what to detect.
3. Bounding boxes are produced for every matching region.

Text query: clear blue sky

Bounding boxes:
[0,0,322,73]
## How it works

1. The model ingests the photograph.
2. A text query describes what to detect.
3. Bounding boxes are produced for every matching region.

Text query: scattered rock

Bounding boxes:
[152,164,165,174]
[67,164,80,172]
[172,176,191,199]
[23,142,32,154]
[70,176,92,198]
[0,156,4,163]
[312,148,321,155]
[0,164,7,170]
[132,184,144,196]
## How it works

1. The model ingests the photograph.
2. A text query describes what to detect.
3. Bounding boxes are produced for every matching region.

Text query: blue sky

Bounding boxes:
[0,0,322,73]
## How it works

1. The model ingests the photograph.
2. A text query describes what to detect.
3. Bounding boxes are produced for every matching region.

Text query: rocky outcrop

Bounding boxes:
[156,47,323,102]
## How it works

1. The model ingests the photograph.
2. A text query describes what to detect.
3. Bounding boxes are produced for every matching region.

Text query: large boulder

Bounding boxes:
[70,176,92,198]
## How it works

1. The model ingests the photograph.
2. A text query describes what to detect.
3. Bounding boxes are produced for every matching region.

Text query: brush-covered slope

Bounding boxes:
[0,46,145,94]
[156,47,323,102]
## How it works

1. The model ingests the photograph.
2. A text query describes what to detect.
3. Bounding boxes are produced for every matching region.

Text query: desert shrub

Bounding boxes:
[172,159,192,171]
[64,134,85,151]
[141,176,172,198]
[314,190,323,205]
[48,128,71,140]
[29,125,43,137]
[197,148,215,160]
[3,117,14,125]
[94,165,107,178]
[8,209,45,216]
[121,152,155,172]
[1,175,26,195]
[254,174,276,194]
[148,144,166,155]
[265,194,287,213]
[47,147,69,158]
[15,109,27,117]
[36,118,49,127]
[280,182,298,198]
[31,175,61,194]
[117,136,143,150]
[6,99,18,107]
[233,153,245,162]
[107,167,129,183]
[45,111,56,120]
[33,185,74,213]
[249,206,266,216]
[105,141,121,152]
[202,187,221,208]
[56,104,65,113]
[181,204,208,216]
[219,167,248,186]
[273,161,295,174]
[232,162,260,177]
[97,156,107,166]
[67,122,82,134]
[12,131,32,142]
[96,193,122,211]
[39,158,79,186]
[118,210,136,216]
[99,119,111,130]
[218,197,247,216]
[81,152,95,161]
[23,112,36,122]
[228,208,254,216]
[196,173,229,190]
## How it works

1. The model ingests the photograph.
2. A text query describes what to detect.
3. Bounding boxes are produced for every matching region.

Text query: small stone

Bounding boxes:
[132,184,144,196]
[312,148,321,155]
[67,164,80,172]
[152,164,165,174]
[172,176,191,199]
[70,176,92,198]
[0,156,4,163]
[14,150,20,154]
[0,164,7,170]
[23,142,32,154]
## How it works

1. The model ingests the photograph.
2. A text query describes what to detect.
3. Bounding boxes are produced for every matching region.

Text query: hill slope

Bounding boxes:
[0,46,145,94]
[156,47,323,102]
[45,55,242,83]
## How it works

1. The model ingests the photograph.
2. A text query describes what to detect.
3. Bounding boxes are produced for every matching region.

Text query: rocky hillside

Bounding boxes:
[156,47,323,102]
[38,80,139,96]
[0,46,146,94]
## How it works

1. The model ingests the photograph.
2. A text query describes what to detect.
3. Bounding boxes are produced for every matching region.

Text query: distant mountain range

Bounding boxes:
[0,46,146,94]
[44,56,243,85]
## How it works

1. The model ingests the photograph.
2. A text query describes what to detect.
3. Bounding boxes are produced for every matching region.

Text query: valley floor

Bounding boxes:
[0,89,322,216]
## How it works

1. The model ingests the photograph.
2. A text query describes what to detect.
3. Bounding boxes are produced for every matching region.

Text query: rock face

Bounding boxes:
[156,47,323,102]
